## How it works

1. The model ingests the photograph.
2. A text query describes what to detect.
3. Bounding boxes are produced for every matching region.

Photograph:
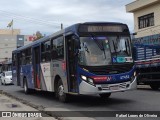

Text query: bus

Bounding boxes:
[12,22,137,102]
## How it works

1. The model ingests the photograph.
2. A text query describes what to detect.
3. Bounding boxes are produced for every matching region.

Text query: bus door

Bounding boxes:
[65,35,79,93]
[16,52,21,86]
[33,46,41,89]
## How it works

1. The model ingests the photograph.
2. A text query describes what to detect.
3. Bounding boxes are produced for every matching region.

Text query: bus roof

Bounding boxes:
[13,22,126,53]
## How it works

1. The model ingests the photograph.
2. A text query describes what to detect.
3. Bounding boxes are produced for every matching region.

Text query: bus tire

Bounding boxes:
[24,78,30,94]
[56,79,68,103]
[150,84,159,90]
[99,93,111,99]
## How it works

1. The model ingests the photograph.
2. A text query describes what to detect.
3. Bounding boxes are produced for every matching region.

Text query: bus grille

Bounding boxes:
[101,82,128,90]
[81,64,133,75]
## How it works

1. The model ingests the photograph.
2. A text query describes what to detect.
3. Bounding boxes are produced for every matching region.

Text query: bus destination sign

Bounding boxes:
[79,25,126,33]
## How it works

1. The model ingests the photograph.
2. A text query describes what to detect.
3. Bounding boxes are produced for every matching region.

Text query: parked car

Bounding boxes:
[1,71,12,85]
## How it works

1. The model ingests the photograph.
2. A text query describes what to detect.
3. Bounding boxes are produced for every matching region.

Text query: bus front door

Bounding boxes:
[33,46,41,89]
[66,35,78,93]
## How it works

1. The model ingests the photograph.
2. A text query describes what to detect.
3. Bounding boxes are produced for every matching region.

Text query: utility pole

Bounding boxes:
[61,23,63,30]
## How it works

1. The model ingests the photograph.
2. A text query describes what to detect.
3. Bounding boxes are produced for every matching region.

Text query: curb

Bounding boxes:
[0,90,62,120]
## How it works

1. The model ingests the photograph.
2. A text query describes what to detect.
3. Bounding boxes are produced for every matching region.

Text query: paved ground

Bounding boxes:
[0,91,56,120]
[0,84,160,120]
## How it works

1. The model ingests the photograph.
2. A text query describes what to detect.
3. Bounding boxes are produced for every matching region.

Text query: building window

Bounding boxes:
[138,13,154,29]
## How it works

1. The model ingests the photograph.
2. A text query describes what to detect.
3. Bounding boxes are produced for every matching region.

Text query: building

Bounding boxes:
[126,0,160,89]
[0,29,35,63]
[0,29,20,35]
[126,0,160,40]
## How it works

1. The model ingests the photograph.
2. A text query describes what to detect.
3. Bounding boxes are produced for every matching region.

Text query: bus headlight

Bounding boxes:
[81,75,87,81]
[81,75,95,86]
[88,78,94,84]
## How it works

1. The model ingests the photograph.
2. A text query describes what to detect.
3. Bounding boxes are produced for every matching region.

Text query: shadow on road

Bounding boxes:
[16,89,135,108]
[137,85,160,92]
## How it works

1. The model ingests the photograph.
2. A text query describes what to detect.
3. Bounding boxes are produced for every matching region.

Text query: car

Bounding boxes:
[1,71,13,85]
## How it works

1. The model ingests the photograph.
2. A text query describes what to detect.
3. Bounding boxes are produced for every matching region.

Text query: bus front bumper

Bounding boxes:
[79,77,137,95]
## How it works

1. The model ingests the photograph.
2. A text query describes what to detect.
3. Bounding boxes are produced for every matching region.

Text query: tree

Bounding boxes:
[33,31,43,41]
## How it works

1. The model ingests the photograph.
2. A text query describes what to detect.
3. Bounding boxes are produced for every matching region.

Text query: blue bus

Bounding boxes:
[12,22,137,102]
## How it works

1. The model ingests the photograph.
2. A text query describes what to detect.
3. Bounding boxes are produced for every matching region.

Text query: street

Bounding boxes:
[0,84,160,120]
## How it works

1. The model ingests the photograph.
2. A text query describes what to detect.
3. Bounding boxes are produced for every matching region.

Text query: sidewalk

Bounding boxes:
[0,92,56,120]
[0,91,95,120]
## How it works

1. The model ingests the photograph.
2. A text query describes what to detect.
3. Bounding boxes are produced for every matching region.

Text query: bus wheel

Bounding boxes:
[24,78,30,94]
[56,79,68,102]
[150,85,159,90]
[99,93,111,99]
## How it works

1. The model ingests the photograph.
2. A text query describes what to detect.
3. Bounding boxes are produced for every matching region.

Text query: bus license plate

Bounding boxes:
[110,86,119,90]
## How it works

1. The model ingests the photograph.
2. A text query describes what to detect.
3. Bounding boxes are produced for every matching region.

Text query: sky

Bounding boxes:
[0,0,135,35]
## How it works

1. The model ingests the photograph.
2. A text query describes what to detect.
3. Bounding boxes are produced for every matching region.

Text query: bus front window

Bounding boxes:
[109,36,131,57]
[78,36,132,66]
[78,37,112,66]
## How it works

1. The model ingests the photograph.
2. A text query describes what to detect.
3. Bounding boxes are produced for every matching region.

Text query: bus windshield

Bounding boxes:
[78,36,131,66]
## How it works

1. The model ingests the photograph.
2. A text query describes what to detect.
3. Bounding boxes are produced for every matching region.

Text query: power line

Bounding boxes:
[0,14,59,28]
[0,9,61,27]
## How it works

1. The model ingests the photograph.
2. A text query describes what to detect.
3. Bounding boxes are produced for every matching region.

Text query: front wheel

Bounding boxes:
[99,93,111,99]
[56,79,69,102]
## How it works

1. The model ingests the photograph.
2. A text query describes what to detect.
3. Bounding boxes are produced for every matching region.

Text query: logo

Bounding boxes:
[107,76,112,81]
[120,75,130,80]
[2,112,11,117]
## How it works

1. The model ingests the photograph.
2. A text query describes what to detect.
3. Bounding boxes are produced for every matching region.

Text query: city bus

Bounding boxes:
[12,22,137,102]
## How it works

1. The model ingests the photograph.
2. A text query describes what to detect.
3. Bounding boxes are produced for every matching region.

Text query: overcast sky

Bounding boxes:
[0,0,135,35]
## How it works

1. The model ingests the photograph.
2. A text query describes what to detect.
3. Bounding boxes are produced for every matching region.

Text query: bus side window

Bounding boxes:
[56,37,64,59]
[45,41,51,62]
[51,39,58,60]
[51,36,64,60]
[41,42,46,62]
[12,53,16,66]
[41,40,51,62]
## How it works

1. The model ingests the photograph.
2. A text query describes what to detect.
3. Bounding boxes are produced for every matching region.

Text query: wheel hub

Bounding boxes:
[58,85,64,96]
[24,83,27,92]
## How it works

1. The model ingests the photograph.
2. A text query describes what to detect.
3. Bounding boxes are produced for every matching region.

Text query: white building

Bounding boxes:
[0,29,35,62]
[126,0,160,39]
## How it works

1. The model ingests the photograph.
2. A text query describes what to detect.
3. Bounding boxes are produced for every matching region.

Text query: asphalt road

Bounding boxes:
[0,84,160,120]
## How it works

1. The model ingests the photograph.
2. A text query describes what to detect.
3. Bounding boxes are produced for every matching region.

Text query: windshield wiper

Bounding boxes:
[101,42,107,59]
[112,40,117,57]
[91,36,107,59]
[125,40,128,55]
